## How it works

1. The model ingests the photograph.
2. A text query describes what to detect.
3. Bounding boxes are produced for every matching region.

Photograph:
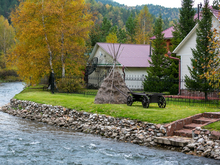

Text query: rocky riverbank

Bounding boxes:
[1,99,220,160]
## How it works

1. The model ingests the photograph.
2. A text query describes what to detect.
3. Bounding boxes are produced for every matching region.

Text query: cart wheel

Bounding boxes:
[127,96,133,106]
[158,96,166,108]
[142,96,149,108]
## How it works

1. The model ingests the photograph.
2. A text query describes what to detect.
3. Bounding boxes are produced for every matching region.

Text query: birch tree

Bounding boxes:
[9,0,93,84]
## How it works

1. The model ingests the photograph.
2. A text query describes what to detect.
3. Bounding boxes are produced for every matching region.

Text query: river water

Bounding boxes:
[0,82,219,165]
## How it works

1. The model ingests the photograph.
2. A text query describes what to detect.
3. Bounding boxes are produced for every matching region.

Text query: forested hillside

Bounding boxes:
[96,0,180,21]
[0,0,19,19]
[1,0,179,27]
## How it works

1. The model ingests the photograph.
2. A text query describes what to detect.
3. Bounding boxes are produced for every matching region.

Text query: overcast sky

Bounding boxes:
[113,0,214,8]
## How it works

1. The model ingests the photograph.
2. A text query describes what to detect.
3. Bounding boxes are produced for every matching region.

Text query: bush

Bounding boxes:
[170,84,179,95]
[56,77,85,93]
[143,76,179,95]
[0,69,18,80]
[5,76,20,82]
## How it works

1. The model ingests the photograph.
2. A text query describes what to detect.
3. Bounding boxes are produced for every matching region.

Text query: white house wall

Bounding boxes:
[96,47,114,65]
[124,67,148,89]
[177,15,220,89]
[88,66,148,90]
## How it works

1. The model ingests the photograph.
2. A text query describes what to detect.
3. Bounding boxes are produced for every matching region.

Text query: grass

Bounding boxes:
[13,85,220,125]
[203,122,220,131]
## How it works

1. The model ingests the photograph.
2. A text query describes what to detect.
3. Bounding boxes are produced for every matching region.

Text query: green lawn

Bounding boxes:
[13,86,220,125]
[203,122,220,131]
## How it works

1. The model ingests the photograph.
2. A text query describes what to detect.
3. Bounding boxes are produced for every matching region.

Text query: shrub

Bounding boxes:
[56,77,85,93]
[0,69,18,80]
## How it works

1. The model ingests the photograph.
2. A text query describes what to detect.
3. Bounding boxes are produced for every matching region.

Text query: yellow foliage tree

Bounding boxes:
[204,28,220,93]
[9,0,93,85]
[135,5,153,44]
[0,15,15,69]
[106,32,118,43]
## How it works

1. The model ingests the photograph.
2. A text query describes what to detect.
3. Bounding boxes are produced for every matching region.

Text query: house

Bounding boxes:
[172,8,220,95]
[87,43,151,89]
[150,26,174,51]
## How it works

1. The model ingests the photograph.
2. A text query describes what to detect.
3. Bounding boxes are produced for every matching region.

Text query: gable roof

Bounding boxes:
[150,26,174,40]
[90,43,151,68]
[173,8,220,54]
[150,8,220,42]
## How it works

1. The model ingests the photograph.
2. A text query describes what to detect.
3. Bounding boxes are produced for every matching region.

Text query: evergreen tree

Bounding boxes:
[89,24,102,46]
[125,13,136,43]
[0,0,19,19]
[171,0,196,51]
[185,0,216,101]
[143,14,171,93]
[117,28,127,43]
[101,17,112,42]
[212,0,220,9]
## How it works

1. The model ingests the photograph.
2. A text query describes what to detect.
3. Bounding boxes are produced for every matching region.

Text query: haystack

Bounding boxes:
[94,71,129,104]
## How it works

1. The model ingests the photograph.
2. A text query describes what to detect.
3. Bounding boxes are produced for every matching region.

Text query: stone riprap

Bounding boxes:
[182,127,220,160]
[2,99,166,147]
[1,99,220,160]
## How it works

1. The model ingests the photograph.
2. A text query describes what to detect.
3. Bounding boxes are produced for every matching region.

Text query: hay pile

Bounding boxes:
[94,71,129,104]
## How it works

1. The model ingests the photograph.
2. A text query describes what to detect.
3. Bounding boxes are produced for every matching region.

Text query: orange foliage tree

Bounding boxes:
[9,0,93,85]
[203,28,220,93]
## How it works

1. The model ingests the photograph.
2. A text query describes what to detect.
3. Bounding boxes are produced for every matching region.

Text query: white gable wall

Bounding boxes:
[176,31,197,88]
[175,15,220,89]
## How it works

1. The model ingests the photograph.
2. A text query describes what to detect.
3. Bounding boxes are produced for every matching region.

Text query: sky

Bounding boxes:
[113,0,214,8]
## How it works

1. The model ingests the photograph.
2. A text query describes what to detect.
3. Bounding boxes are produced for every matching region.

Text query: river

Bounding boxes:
[0,82,219,165]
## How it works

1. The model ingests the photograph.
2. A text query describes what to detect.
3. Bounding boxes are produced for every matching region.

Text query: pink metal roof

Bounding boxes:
[211,8,220,20]
[150,26,174,40]
[194,7,220,20]
[97,43,151,68]
[150,8,220,40]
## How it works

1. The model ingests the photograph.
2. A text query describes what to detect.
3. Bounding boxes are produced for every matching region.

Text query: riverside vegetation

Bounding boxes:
[13,85,220,129]
[1,85,220,160]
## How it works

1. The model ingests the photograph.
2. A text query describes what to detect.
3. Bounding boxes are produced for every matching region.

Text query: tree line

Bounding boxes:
[0,0,219,98]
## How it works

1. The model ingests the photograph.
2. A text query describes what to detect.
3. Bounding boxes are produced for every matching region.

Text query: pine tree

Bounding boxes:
[185,0,216,101]
[171,0,196,51]
[143,14,170,93]
[125,13,136,43]
[101,17,112,42]
[117,28,127,43]
[212,0,220,9]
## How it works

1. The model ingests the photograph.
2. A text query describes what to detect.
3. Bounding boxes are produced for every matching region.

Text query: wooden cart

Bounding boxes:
[127,92,166,108]
[113,85,166,108]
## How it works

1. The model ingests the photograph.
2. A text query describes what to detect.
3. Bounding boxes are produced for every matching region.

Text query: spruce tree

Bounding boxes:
[212,0,220,9]
[185,0,216,101]
[171,0,196,51]
[126,13,136,43]
[143,14,170,93]
[101,17,112,42]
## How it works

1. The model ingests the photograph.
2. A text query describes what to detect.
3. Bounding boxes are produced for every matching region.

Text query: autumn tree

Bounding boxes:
[0,15,15,69]
[135,5,153,44]
[106,31,118,43]
[203,26,220,94]
[185,0,216,101]
[9,0,93,85]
